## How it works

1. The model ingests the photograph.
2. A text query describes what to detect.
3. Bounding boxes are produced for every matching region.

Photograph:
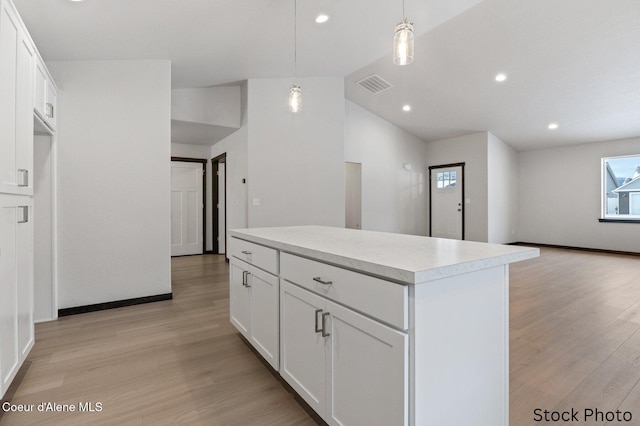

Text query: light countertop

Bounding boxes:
[230,226,539,284]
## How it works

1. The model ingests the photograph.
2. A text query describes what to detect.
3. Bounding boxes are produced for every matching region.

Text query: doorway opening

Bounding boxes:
[429,163,465,240]
[345,162,362,230]
[212,153,227,259]
[33,117,57,322]
[171,157,206,256]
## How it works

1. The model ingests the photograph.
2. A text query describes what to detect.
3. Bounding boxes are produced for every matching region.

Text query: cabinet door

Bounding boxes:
[248,266,279,370]
[0,1,19,194]
[45,78,57,130]
[325,300,408,426]
[229,258,251,339]
[16,204,33,361]
[280,281,327,416]
[16,34,34,196]
[34,59,47,118]
[0,202,19,397]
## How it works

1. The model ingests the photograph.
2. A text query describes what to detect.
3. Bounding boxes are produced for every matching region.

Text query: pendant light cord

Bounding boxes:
[294,0,297,78]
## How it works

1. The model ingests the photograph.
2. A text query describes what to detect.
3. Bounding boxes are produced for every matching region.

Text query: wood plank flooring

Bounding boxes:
[1,248,639,425]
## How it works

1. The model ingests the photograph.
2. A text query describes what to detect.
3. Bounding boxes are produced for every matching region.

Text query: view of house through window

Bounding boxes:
[436,171,457,189]
[602,155,640,219]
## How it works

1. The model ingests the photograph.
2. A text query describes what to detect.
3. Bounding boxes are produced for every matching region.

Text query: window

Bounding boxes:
[602,154,640,221]
[436,171,456,189]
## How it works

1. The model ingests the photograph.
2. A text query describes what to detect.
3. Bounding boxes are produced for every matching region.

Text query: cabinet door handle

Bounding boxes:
[314,309,323,333]
[243,271,251,288]
[17,206,28,223]
[321,312,331,337]
[17,169,28,187]
[46,102,54,118]
[313,277,333,285]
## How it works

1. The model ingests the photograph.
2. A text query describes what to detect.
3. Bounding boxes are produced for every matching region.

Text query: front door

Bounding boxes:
[171,161,203,256]
[430,164,464,240]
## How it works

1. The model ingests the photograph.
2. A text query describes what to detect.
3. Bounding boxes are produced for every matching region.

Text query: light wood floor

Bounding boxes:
[1,249,639,425]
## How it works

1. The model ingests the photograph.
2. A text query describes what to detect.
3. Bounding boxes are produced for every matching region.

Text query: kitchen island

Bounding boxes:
[229,226,539,426]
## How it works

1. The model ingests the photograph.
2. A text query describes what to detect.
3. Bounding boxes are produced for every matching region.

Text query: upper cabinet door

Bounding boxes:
[33,59,47,120]
[0,0,35,195]
[0,0,20,195]
[34,57,57,132]
[45,78,57,130]
[16,34,35,196]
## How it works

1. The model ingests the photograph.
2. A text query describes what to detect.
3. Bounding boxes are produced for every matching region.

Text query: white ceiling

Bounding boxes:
[13,0,640,151]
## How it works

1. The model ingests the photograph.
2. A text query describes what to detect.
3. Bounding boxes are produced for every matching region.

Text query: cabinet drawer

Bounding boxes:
[280,252,408,330]
[230,237,278,275]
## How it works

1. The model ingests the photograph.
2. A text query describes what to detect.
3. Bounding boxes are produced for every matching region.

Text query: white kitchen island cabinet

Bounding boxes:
[229,226,539,426]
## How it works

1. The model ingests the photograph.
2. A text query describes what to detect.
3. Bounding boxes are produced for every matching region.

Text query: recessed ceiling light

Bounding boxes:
[548,123,559,130]
[315,14,330,23]
[402,105,411,112]
[495,73,507,82]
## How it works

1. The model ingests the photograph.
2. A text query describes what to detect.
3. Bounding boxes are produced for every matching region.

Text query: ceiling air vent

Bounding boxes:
[356,74,393,94]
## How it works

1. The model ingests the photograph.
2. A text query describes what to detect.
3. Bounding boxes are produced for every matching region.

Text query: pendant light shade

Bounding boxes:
[289,0,301,113]
[289,85,302,113]
[393,19,414,66]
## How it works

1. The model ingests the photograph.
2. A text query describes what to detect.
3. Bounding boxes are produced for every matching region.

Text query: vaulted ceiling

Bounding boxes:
[14,0,640,150]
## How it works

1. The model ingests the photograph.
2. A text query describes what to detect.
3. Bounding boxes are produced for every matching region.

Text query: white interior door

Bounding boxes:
[431,165,463,240]
[171,161,203,256]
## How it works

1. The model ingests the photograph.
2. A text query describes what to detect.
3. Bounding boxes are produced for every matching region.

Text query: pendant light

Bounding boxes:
[393,0,414,65]
[289,0,302,112]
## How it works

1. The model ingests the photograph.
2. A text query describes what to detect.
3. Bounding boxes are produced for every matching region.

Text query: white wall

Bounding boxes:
[518,136,640,252]
[425,132,489,242]
[246,78,345,228]
[487,133,519,244]
[345,101,429,235]
[48,60,172,309]
[171,143,213,251]
[172,86,241,128]
[212,82,248,247]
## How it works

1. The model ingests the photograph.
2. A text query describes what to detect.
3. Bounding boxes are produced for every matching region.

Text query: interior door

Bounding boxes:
[430,165,463,240]
[345,162,362,230]
[171,161,203,256]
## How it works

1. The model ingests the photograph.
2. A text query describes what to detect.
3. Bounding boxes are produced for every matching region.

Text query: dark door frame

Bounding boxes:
[171,156,207,254]
[212,153,227,258]
[428,162,466,240]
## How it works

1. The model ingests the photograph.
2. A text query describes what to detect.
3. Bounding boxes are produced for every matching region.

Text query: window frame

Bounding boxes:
[600,154,640,223]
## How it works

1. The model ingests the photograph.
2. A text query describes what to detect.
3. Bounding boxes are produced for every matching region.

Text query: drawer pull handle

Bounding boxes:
[321,312,331,337]
[313,277,333,285]
[242,270,251,287]
[314,309,323,333]
[241,250,252,255]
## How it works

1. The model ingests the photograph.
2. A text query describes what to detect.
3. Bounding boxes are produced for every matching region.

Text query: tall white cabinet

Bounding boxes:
[0,0,58,399]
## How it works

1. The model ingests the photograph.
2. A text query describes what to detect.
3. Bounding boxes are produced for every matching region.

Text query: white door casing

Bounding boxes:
[430,165,463,240]
[217,161,226,253]
[171,161,203,256]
